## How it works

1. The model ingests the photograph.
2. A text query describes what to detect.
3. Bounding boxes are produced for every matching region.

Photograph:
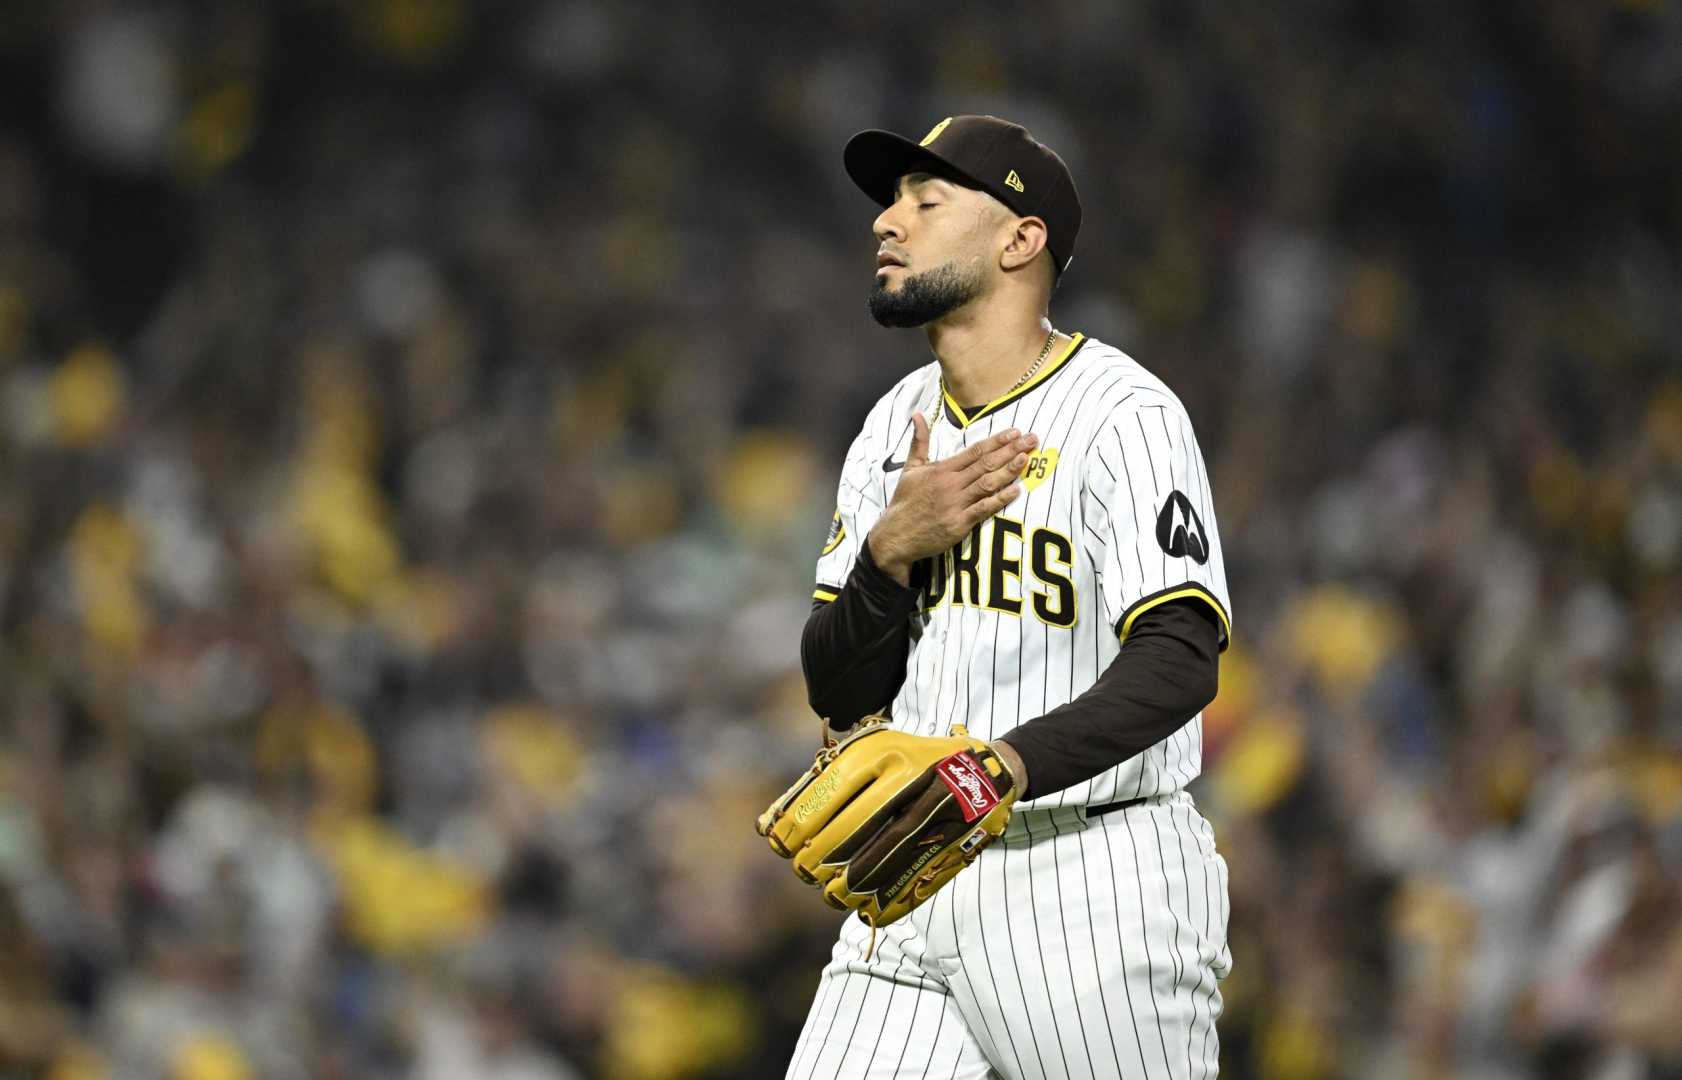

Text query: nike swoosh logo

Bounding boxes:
[882,456,905,472]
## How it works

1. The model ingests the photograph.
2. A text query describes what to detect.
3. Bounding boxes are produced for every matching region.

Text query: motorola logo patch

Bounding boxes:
[1155,491,1209,564]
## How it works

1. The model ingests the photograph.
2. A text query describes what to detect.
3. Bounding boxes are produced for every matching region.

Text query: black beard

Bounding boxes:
[868,261,982,328]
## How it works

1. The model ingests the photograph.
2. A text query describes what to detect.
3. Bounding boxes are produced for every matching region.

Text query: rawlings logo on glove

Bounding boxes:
[794,770,841,824]
[756,716,1018,942]
[936,753,1002,821]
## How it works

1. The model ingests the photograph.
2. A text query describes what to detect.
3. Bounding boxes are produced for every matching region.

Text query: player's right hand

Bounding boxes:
[867,412,1037,585]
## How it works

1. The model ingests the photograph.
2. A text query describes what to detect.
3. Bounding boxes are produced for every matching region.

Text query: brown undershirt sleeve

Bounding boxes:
[800,541,923,728]
[998,599,1221,799]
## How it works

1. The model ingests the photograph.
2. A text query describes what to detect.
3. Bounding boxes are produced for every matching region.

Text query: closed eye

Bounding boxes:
[918,202,937,210]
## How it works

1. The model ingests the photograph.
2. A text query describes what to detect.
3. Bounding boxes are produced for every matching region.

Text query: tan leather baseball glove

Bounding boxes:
[757,715,1018,934]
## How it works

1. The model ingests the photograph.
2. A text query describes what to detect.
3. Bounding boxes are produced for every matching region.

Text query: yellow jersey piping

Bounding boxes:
[943,333,1087,429]
[1115,584,1231,652]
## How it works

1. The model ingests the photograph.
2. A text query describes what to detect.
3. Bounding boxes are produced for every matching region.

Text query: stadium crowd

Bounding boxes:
[0,1,1679,1077]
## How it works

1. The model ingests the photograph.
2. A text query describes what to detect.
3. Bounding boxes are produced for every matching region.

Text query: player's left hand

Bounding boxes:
[756,716,1018,929]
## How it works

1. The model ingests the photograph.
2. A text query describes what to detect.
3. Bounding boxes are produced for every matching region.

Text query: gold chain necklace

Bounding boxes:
[1010,329,1059,393]
[942,329,1059,410]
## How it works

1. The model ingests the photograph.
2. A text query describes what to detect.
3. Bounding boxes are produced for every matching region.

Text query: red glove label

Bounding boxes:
[936,752,1002,823]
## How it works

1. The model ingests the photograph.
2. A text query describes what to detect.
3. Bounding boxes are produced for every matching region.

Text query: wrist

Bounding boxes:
[991,739,1029,800]
[866,529,912,585]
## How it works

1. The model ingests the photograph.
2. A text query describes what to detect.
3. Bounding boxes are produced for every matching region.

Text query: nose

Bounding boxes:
[873,204,905,245]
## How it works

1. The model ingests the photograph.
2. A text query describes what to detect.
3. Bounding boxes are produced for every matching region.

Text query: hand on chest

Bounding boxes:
[880,428,1061,504]
[878,427,1078,631]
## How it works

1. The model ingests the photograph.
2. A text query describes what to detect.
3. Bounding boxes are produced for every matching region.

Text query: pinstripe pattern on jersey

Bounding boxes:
[815,337,1229,810]
[790,892,995,1079]
[785,794,1230,1079]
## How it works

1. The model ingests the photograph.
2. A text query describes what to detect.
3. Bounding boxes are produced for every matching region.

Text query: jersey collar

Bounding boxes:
[941,332,1086,429]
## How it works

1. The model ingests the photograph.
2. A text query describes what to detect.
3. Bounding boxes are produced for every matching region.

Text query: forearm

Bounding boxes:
[997,600,1220,799]
[801,542,923,727]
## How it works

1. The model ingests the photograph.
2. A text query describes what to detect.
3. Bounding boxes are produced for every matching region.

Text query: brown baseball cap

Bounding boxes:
[844,115,1082,276]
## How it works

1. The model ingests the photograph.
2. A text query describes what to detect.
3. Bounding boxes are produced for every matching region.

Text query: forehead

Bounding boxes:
[892,170,979,200]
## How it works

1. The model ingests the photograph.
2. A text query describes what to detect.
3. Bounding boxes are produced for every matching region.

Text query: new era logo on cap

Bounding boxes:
[844,115,1083,275]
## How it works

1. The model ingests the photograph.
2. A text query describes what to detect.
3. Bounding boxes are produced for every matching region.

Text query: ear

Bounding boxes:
[999,215,1050,274]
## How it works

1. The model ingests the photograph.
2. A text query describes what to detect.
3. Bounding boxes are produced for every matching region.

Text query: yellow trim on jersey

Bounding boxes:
[820,517,846,556]
[943,332,1086,429]
[813,586,840,602]
[1116,585,1232,651]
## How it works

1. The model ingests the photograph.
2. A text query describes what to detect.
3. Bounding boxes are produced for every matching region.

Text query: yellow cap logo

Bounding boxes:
[1020,448,1058,491]
[920,118,953,146]
[1004,169,1025,193]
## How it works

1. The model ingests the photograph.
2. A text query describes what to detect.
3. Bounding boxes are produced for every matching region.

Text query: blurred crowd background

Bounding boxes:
[1,1,1680,1077]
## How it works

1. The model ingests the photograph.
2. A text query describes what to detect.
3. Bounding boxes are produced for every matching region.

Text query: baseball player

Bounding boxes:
[788,115,1233,1079]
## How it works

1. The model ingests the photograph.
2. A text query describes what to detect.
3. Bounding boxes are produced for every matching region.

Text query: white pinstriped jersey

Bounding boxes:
[814,333,1232,810]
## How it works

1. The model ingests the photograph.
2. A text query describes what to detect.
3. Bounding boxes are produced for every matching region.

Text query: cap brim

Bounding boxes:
[843,129,976,208]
